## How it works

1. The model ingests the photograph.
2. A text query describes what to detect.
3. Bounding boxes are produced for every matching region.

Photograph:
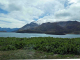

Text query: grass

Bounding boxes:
[0,49,80,60]
[0,37,80,59]
[0,49,34,60]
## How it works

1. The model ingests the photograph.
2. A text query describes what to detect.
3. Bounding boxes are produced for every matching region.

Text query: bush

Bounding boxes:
[15,42,26,49]
[0,37,80,55]
[0,45,16,51]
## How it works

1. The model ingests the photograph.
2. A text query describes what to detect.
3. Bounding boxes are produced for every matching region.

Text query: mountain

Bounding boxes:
[0,27,19,32]
[28,22,66,34]
[18,22,39,31]
[56,21,80,33]
[17,21,80,35]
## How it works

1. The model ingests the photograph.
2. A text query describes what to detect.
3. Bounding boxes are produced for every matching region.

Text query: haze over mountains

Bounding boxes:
[17,21,80,35]
[0,27,19,32]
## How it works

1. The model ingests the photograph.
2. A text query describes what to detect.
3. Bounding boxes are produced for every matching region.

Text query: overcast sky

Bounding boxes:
[0,0,80,28]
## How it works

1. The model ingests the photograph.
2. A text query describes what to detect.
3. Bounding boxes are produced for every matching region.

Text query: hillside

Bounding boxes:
[17,21,80,35]
[57,21,80,34]
[18,22,39,31]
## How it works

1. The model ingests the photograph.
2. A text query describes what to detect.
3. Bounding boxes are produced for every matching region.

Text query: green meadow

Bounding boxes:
[0,37,80,59]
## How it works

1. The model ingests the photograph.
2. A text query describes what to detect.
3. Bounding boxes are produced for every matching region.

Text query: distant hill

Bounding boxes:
[0,31,6,32]
[17,21,80,35]
[18,22,39,31]
[0,27,19,32]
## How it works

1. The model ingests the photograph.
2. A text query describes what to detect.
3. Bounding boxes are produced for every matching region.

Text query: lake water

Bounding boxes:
[0,32,80,38]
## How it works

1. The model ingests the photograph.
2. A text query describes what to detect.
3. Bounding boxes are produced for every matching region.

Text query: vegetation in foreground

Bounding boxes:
[0,37,80,59]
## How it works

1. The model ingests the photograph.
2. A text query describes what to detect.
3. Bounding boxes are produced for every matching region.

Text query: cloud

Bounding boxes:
[0,0,80,28]
[0,0,44,28]
[54,1,80,21]
[35,0,80,24]
[68,0,80,3]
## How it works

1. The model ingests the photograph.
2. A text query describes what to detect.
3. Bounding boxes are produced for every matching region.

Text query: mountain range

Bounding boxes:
[0,27,19,32]
[17,21,80,35]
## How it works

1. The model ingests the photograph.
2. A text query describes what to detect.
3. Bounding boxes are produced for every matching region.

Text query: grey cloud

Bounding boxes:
[8,3,22,11]
[0,3,3,8]
[55,12,71,18]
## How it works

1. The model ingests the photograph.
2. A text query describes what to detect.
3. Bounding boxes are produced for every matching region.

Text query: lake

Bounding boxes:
[0,32,80,38]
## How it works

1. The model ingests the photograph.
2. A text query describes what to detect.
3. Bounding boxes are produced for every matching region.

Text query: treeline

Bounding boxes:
[0,37,80,55]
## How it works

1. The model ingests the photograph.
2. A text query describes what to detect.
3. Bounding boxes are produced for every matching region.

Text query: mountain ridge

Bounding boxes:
[18,22,39,31]
[0,27,19,32]
[17,21,80,35]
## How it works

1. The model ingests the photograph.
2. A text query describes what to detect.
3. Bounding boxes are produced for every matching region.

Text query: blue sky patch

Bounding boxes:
[64,0,69,8]
[34,13,50,21]
[0,8,9,14]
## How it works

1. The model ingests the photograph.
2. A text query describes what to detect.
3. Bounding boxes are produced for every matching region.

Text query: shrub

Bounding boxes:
[0,45,16,51]
[15,42,26,49]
